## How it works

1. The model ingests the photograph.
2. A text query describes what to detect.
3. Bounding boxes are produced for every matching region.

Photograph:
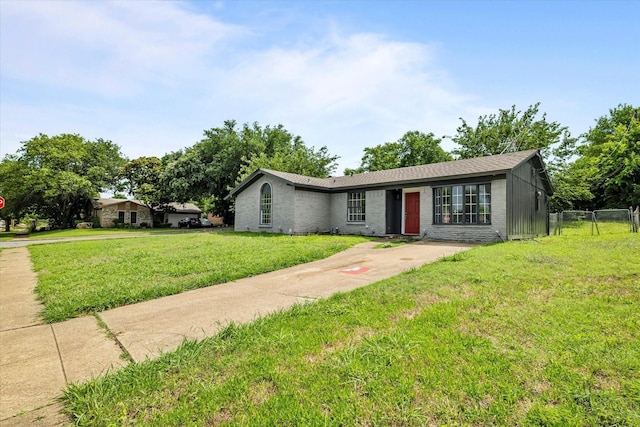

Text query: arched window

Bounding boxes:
[260,183,272,226]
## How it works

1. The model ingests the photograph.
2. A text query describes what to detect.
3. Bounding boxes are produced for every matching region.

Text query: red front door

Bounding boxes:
[405,192,420,234]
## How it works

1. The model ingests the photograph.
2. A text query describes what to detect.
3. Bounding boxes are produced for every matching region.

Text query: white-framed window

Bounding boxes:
[465,185,477,224]
[260,183,272,226]
[347,191,366,222]
[433,184,490,225]
[452,185,464,224]
[479,184,491,224]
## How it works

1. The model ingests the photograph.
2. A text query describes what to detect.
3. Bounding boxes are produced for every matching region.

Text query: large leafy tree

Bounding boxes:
[161,121,337,223]
[548,164,594,212]
[236,135,338,183]
[568,105,639,209]
[0,156,34,229]
[118,156,172,225]
[0,133,126,228]
[452,103,575,160]
[344,131,452,175]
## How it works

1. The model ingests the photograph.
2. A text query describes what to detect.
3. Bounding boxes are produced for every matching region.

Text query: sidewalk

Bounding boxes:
[0,240,473,425]
[0,248,126,426]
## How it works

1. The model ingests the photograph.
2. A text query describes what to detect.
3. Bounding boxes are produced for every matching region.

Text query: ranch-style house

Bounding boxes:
[92,199,202,228]
[227,149,553,242]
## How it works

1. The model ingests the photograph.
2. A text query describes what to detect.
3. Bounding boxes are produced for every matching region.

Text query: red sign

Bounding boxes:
[340,266,369,275]
[0,196,4,209]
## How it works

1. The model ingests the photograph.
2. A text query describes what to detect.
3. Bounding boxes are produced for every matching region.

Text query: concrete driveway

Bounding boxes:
[0,239,473,426]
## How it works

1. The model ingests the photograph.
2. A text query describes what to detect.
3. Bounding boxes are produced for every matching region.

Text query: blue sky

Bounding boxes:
[1,0,638,175]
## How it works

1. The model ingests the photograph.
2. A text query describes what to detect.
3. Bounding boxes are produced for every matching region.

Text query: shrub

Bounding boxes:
[86,216,100,228]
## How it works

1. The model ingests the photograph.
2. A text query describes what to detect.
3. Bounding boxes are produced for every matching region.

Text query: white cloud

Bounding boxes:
[218,31,480,171]
[1,1,485,173]
[0,0,244,97]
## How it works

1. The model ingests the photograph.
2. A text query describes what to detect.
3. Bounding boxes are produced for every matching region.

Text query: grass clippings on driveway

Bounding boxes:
[30,232,369,322]
[64,234,640,426]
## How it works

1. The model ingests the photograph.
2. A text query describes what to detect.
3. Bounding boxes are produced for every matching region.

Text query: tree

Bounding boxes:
[572,104,639,209]
[344,131,452,175]
[118,156,172,226]
[0,155,34,230]
[548,163,594,212]
[452,103,575,160]
[547,104,639,211]
[161,121,338,224]
[0,133,126,228]
[236,140,338,183]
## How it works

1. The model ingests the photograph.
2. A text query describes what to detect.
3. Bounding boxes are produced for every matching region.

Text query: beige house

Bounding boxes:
[93,199,153,228]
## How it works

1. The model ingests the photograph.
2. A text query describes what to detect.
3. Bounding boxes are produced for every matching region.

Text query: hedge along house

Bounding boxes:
[227,149,553,242]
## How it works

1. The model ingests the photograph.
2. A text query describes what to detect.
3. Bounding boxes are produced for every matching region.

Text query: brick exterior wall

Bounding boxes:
[234,176,296,233]
[233,176,512,242]
[96,201,152,228]
[327,190,385,236]
[294,190,331,233]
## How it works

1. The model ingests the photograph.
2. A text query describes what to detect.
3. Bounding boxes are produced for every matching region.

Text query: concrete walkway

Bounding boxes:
[0,240,473,426]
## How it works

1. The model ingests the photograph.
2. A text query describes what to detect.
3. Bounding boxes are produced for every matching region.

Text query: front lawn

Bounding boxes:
[64,234,640,426]
[30,233,369,322]
[27,227,190,239]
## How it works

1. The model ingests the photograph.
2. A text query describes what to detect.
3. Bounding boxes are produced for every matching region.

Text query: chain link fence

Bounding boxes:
[552,208,637,236]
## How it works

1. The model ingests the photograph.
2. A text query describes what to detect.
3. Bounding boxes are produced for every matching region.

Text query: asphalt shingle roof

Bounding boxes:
[229,149,545,197]
[93,198,146,208]
[93,199,201,213]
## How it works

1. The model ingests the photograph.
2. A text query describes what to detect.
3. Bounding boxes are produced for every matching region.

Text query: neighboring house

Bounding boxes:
[163,202,202,228]
[226,149,553,242]
[93,199,152,228]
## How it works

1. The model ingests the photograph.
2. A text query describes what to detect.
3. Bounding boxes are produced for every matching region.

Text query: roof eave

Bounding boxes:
[330,169,513,191]
[226,169,302,200]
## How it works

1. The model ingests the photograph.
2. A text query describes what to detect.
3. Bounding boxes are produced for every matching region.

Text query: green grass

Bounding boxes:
[1,227,190,241]
[558,220,634,237]
[30,233,369,322]
[27,227,192,239]
[63,234,640,426]
[0,232,18,241]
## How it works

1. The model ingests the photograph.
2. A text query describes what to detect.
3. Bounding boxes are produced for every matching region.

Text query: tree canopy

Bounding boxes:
[2,107,636,229]
[118,156,173,224]
[344,131,452,175]
[452,103,576,160]
[0,133,126,228]
[552,104,639,210]
[160,121,338,223]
